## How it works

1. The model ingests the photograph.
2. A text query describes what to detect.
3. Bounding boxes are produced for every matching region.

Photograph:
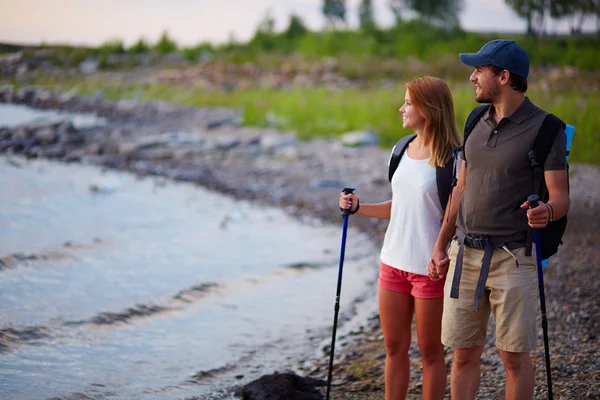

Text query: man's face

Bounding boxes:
[470,66,500,103]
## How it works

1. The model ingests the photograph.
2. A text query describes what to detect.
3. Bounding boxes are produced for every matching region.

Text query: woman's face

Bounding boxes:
[399,89,425,131]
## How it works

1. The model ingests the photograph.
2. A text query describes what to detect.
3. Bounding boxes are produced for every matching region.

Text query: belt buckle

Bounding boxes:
[467,236,486,250]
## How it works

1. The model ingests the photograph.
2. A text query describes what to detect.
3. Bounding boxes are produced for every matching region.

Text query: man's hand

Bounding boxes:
[428,249,449,281]
[520,199,550,229]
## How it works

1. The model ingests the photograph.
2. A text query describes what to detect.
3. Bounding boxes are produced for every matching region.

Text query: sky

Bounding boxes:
[0,0,596,47]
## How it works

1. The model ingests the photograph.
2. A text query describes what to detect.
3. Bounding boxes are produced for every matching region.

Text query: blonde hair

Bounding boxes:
[405,76,460,168]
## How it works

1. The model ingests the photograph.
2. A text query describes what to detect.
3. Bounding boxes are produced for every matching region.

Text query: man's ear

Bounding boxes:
[499,70,511,86]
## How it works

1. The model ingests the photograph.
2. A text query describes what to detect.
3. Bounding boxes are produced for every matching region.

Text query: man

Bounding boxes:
[428,39,570,399]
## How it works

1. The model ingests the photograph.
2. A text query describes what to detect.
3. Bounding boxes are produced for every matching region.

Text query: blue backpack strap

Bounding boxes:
[462,105,490,162]
[388,133,416,182]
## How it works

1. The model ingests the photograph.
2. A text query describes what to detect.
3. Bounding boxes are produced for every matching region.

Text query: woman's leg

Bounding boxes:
[415,296,446,400]
[379,287,414,400]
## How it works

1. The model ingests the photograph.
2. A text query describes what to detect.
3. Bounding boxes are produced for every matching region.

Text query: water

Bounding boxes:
[0,109,379,399]
[0,103,106,129]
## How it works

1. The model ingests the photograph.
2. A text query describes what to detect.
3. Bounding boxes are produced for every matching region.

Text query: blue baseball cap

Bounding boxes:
[459,39,530,78]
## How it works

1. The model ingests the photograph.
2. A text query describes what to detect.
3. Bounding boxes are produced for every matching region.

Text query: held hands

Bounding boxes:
[339,192,359,213]
[428,249,449,281]
[520,199,551,229]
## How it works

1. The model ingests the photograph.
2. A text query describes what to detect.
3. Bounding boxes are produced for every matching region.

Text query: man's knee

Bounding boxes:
[498,349,531,373]
[453,346,484,368]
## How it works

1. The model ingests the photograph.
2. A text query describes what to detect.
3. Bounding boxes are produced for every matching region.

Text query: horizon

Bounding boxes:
[1,0,597,48]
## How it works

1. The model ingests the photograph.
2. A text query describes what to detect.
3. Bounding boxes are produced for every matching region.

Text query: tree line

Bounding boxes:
[321,0,599,35]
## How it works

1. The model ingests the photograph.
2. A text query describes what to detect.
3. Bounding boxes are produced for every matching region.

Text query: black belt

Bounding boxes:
[451,229,528,311]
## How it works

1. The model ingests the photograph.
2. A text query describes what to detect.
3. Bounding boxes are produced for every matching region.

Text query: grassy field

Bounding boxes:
[31,75,600,165]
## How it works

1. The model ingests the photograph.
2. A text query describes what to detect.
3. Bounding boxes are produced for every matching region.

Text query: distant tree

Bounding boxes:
[359,0,377,31]
[258,9,276,34]
[99,39,125,55]
[595,0,600,35]
[251,9,279,51]
[505,0,598,35]
[154,31,178,54]
[322,0,347,27]
[129,38,150,54]
[402,0,464,27]
[505,0,547,35]
[563,0,599,34]
[285,14,309,39]
[390,0,404,25]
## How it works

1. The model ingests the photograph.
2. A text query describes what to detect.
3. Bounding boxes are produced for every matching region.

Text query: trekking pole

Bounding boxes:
[527,194,554,400]
[326,187,355,400]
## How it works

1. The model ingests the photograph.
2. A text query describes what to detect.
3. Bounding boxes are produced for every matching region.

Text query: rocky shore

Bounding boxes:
[1,86,598,399]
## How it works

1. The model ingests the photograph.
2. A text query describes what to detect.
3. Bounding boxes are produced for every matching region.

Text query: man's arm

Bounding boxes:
[545,169,570,220]
[521,124,569,227]
[428,160,465,279]
[522,170,569,228]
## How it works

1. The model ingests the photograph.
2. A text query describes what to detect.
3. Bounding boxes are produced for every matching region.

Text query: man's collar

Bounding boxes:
[484,97,533,124]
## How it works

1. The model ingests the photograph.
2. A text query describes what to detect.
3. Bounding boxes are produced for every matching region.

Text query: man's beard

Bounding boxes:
[475,85,499,103]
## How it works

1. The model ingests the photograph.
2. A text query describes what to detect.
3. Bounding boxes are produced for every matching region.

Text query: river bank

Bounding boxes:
[1,86,599,399]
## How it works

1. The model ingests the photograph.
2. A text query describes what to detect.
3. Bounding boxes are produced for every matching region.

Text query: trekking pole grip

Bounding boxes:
[341,187,356,216]
[528,194,540,208]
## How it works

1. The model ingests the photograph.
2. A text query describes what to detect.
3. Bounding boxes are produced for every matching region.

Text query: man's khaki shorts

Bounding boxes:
[441,238,539,353]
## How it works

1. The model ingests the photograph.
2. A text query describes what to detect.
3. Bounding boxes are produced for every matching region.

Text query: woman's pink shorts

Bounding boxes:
[378,261,444,299]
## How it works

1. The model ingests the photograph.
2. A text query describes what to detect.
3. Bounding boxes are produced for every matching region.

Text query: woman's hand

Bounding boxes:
[428,249,449,281]
[339,192,359,213]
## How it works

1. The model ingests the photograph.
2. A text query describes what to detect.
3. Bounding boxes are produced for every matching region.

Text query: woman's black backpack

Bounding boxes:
[388,134,457,213]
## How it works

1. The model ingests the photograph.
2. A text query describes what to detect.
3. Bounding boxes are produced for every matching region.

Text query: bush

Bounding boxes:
[154,31,178,54]
[129,38,150,54]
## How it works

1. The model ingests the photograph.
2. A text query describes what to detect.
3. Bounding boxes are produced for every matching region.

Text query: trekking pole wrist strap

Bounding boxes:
[349,198,360,215]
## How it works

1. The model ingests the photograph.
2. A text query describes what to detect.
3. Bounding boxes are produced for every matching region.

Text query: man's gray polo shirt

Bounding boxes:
[457,97,567,237]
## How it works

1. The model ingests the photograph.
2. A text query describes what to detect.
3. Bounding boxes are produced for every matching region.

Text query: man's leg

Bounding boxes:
[451,345,484,400]
[498,350,534,400]
[441,240,490,399]
[488,247,539,399]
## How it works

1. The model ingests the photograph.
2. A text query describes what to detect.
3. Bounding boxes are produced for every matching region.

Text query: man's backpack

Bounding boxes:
[462,105,570,261]
[388,133,457,212]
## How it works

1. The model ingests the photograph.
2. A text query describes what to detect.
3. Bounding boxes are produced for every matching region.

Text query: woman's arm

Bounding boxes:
[356,200,392,219]
[339,193,392,219]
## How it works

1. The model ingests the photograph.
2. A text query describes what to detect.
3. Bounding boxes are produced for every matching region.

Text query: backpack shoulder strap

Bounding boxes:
[526,113,567,257]
[462,105,490,162]
[532,113,566,169]
[436,155,454,211]
[388,133,417,182]
[529,113,566,197]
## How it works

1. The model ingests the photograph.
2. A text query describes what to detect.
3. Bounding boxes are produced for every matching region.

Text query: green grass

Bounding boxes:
[32,76,600,165]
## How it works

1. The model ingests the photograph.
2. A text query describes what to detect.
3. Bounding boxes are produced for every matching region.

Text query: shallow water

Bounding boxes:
[0,153,378,399]
[0,103,107,129]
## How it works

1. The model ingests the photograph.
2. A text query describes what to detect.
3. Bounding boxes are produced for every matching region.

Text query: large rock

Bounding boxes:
[241,372,325,400]
[34,127,58,145]
[339,130,379,147]
[260,134,296,152]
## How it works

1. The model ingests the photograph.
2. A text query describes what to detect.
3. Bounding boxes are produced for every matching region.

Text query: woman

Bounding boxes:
[339,76,460,400]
